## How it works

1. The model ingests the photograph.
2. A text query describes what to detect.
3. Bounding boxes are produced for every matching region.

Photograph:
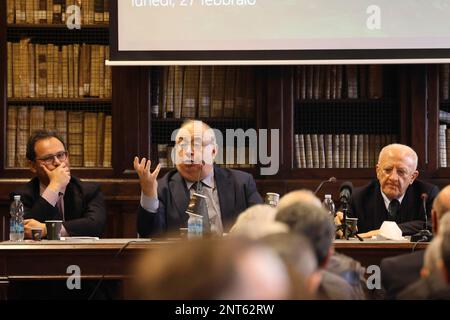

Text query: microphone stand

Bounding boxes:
[314,177,337,195]
[411,194,433,242]
[341,199,348,240]
[335,197,363,241]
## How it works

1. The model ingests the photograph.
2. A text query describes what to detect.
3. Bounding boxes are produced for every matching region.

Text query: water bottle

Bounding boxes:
[10,195,24,241]
[187,213,203,239]
[322,194,336,217]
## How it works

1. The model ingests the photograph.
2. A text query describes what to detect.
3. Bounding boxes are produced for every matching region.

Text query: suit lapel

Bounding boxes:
[375,182,389,227]
[215,167,235,223]
[63,178,83,221]
[169,172,190,221]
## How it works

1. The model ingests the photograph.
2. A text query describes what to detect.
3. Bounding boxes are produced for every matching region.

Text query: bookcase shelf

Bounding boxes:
[2,0,112,172]
[8,24,109,29]
[8,98,111,104]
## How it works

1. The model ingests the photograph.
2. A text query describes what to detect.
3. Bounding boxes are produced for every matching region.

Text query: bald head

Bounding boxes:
[432,185,450,234]
[378,144,418,171]
[433,186,450,220]
[278,189,322,211]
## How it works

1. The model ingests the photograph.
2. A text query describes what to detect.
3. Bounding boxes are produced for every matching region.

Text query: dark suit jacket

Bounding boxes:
[348,179,439,235]
[137,166,263,237]
[397,272,450,300]
[380,250,424,299]
[11,176,106,237]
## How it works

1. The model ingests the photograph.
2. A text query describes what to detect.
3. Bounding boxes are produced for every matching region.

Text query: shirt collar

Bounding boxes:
[185,169,215,190]
[380,189,405,211]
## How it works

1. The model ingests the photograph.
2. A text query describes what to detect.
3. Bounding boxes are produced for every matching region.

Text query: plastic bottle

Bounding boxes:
[322,194,336,217]
[10,195,24,241]
[187,213,203,239]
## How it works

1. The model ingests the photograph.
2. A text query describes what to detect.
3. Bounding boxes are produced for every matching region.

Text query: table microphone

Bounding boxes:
[421,193,429,231]
[314,177,337,194]
[411,193,433,242]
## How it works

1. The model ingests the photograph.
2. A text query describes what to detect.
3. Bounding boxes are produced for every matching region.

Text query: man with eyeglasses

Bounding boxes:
[337,144,439,238]
[134,120,263,237]
[11,130,106,239]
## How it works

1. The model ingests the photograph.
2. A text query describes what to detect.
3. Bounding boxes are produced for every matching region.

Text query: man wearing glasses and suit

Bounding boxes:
[134,120,263,238]
[11,130,106,239]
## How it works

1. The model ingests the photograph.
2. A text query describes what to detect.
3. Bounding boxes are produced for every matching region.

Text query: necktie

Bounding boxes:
[56,193,64,221]
[191,181,203,194]
[388,199,400,221]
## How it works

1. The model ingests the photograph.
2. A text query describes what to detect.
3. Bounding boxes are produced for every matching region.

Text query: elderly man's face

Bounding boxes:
[174,123,217,181]
[376,150,418,200]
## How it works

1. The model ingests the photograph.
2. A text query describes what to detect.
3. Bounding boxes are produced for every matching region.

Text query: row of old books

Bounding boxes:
[7,105,112,168]
[439,124,450,167]
[156,144,255,168]
[440,64,450,101]
[294,65,384,100]
[7,39,111,99]
[7,0,109,24]
[153,66,255,119]
[294,133,396,169]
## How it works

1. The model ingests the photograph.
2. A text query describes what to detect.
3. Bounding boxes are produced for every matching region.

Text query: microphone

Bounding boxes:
[339,181,353,203]
[411,193,433,242]
[421,193,429,231]
[314,177,337,194]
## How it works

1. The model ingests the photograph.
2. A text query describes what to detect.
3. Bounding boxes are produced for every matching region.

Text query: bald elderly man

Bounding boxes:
[348,144,439,237]
[134,120,263,237]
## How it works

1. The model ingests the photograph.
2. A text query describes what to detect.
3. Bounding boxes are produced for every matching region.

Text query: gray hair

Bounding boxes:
[260,232,318,278]
[423,236,444,280]
[278,189,322,211]
[229,204,289,240]
[276,202,334,266]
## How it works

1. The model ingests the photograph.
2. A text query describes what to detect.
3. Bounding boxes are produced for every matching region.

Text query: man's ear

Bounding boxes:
[432,210,438,234]
[29,160,37,174]
[420,267,430,278]
[319,247,334,269]
[375,164,382,179]
[410,170,419,184]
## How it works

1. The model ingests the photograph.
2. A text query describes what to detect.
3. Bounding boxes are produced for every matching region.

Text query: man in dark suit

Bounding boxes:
[135,120,263,238]
[381,185,450,299]
[342,144,439,238]
[12,130,106,238]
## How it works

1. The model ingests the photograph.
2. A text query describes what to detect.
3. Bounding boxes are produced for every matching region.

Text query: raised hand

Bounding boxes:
[42,162,71,194]
[134,157,161,198]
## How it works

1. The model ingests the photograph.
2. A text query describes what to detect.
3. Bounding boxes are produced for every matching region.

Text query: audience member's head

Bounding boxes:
[260,232,321,296]
[432,185,450,233]
[441,232,450,283]
[276,202,335,267]
[421,236,445,281]
[278,189,322,211]
[229,204,289,239]
[375,144,419,201]
[130,238,292,300]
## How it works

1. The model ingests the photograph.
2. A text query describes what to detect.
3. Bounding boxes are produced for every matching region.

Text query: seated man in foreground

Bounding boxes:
[11,130,106,238]
[341,143,439,238]
[135,120,263,237]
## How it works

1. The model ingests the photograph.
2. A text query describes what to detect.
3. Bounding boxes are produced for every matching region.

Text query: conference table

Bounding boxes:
[0,238,427,300]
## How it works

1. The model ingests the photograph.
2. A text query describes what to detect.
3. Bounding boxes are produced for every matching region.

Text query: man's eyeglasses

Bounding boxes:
[36,151,68,164]
[176,141,213,150]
